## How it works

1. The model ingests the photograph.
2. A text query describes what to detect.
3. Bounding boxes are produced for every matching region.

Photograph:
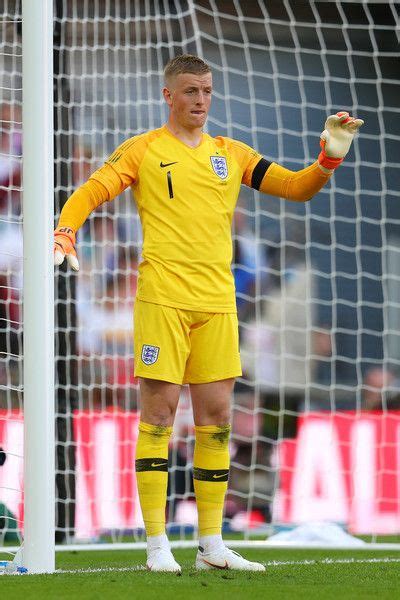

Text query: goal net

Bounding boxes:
[1,0,400,555]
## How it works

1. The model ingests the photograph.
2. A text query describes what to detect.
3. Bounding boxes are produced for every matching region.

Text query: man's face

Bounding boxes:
[163,72,212,130]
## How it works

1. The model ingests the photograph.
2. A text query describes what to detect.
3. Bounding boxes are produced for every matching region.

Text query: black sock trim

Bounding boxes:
[251,157,272,190]
[193,467,229,482]
[135,457,168,472]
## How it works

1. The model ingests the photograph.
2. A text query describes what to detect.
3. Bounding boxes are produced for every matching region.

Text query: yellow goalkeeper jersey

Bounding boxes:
[90,125,265,313]
[59,125,330,312]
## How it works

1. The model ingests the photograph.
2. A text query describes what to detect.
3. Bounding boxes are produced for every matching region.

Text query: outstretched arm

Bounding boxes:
[258,111,364,202]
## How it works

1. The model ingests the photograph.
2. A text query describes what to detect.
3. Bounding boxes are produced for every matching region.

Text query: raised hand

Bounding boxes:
[318,111,364,170]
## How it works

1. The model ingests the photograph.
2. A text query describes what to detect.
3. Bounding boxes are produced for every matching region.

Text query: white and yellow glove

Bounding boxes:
[318,111,364,170]
[54,226,80,271]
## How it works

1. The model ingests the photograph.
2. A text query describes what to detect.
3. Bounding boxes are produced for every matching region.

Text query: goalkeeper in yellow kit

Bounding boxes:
[54,55,363,572]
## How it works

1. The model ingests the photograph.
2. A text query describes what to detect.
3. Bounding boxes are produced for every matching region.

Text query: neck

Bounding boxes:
[166,119,203,148]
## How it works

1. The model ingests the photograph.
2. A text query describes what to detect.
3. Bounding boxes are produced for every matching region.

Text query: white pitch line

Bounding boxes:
[56,566,147,575]
[54,557,400,575]
[265,557,400,567]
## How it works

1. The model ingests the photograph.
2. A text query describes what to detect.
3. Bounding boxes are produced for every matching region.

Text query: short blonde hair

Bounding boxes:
[164,54,211,83]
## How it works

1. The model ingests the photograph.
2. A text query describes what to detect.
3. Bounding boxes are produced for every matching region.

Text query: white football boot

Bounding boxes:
[195,545,266,572]
[146,547,181,572]
[146,534,181,573]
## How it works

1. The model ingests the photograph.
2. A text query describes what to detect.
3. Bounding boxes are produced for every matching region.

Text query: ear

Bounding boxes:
[162,86,173,107]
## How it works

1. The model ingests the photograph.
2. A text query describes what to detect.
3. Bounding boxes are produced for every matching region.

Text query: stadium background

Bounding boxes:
[1,0,400,544]
[59,0,400,396]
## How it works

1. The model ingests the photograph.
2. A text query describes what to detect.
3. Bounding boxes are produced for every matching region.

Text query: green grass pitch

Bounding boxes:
[1,548,400,599]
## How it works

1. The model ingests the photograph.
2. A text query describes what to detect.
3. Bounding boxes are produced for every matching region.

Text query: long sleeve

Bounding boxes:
[57,134,146,231]
[57,177,111,231]
[225,136,332,203]
[258,160,331,202]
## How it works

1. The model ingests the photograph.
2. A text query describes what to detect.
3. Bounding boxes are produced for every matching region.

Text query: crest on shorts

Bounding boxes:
[210,156,228,179]
[141,344,160,365]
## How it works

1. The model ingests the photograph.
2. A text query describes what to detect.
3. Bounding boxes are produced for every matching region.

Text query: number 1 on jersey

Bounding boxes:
[167,171,174,199]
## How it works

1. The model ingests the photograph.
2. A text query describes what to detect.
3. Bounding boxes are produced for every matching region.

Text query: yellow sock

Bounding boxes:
[193,424,231,537]
[135,421,172,537]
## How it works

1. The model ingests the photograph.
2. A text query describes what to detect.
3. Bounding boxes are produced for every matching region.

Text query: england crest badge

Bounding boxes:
[141,344,160,365]
[210,155,228,179]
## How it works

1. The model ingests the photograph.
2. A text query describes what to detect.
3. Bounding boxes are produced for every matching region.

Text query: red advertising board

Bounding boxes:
[1,410,400,537]
[73,409,143,538]
[274,412,400,534]
[0,411,24,530]
[0,410,143,539]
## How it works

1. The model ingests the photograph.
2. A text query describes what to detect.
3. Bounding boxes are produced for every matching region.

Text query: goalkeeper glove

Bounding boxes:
[54,226,80,271]
[318,111,364,170]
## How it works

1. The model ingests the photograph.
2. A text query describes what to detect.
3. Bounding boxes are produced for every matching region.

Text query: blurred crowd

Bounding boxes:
[1,102,400,532]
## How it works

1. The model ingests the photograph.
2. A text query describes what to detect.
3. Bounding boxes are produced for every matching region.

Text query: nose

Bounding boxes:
[196,91,205,105]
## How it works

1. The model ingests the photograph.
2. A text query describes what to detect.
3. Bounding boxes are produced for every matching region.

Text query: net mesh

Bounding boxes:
[0,0,23,555]
[1,0,400,549]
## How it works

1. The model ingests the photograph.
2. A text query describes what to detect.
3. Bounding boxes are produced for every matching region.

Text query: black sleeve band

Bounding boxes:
[193,467,229,482]
[251,157,272,190]
[135,458,168,472]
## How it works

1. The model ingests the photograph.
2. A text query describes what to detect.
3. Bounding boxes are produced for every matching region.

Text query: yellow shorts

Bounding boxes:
[133,299,242,385]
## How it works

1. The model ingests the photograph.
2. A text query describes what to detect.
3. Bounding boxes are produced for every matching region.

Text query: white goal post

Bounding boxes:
[21,0,55,574]
[1,0,400,568]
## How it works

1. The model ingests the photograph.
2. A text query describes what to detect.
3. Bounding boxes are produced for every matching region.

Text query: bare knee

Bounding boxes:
[141,406,174,427]
[192,399,231,427]
[205,407,231,427]
[191,378,234,427]
[139,377,180,427]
